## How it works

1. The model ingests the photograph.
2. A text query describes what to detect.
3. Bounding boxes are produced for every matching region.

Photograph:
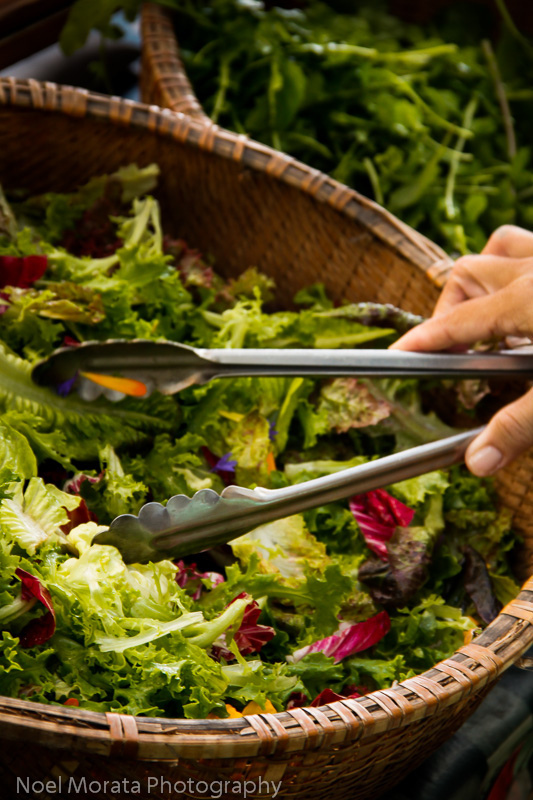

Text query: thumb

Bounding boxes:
[466,387,533,476]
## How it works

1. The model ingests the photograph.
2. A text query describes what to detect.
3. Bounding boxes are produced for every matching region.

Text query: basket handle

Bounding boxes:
[140,2,211,122]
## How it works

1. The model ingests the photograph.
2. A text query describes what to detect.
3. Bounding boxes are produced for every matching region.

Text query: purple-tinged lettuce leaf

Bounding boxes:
[175,560,224,601]
[358,527,434,607]
[462,546,501,624]
[357,495,444,607]
[366,378,457,447]
[318,378,391,433]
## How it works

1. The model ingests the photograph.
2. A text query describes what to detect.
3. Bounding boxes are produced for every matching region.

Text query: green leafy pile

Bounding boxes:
[0,166,519,718]
[61,0,533,255]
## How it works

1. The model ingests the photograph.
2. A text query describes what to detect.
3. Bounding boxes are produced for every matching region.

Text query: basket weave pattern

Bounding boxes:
[1,77,533,798]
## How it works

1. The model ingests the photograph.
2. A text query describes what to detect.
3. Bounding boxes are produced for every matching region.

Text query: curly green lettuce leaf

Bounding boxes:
[0,478,80,555]
[390,469,450,506]
[222,659,300,711]
[0,343,174,461]
[226,409,272,485]
[124,432,218,502]
[78,445,147,523]
[0,420,37,480]
[202,292,396,349]
[0,288,63,359]
[231,515,330,586]
[374,594,475,672]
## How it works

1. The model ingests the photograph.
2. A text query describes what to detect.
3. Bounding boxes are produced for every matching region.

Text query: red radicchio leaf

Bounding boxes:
[60,498,98,534]
[0,255,47,289]
[349,489,415,561]
[292,611,391,663]
[61,472,103,530]
[233,593,275,656]
[310,687,362,706]
[175,560,224,601]
[286,685,367,710]
[15,568,56,647]
[211,593,275,661]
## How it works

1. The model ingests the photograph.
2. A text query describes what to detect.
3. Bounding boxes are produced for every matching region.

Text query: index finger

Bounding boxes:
[391,276,533,352]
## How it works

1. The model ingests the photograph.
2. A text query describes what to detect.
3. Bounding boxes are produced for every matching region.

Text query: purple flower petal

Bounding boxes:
[268,419,278,442]
[211,452,238,474]
[56,373,78,397]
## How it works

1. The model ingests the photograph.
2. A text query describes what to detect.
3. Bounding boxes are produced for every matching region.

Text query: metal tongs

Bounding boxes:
[33,338,533,400]
[32,339,533,563]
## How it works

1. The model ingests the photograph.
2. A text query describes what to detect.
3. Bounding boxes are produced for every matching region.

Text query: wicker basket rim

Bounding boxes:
[0,76,531,761]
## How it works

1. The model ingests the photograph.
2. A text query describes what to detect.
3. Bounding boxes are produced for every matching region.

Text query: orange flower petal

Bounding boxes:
[266,452,276,473]
[80,372,147,397]
[225,704,244,718]
[242,699,276,716]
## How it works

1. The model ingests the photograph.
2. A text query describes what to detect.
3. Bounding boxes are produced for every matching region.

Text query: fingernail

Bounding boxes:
[467,445,503,476]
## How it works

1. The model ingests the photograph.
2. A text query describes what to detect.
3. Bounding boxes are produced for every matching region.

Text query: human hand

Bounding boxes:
[391,225,533,476]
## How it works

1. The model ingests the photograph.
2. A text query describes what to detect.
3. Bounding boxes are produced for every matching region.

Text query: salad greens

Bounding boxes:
[0,165,519,718]
[60,0,533,256]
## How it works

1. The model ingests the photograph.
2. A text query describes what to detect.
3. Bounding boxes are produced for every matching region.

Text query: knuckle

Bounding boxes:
[451,255,478,279]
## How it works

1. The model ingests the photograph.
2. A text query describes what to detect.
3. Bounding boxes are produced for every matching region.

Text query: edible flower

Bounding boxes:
[209,699,277,719]
[56,373,78,397]
[80,371,147,397]
[202,448,238,486]
[211,451,238,475]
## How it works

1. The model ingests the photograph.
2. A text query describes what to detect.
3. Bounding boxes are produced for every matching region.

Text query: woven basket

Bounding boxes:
[1,77,533,800]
